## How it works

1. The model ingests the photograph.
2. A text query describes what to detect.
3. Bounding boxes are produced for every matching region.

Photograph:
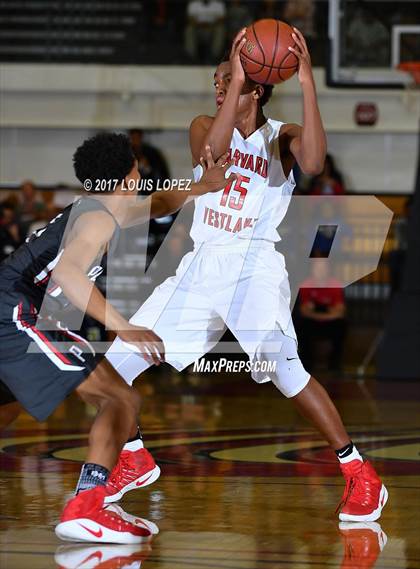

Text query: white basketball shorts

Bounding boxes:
[106,241,310,396]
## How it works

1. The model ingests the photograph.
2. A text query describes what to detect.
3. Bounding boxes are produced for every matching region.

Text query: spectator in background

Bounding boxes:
[346,8,389,66]
[154,0,167,28]
[0,203,23,261]
[227,1,253,41]
[149,0,183,48]
[308,154,345,196]
[15,180,46,229]
[128,128,171,193]
[283,0,315,38]
[185,0,226,64]
[53,183,78,211]
[298,257,347,372]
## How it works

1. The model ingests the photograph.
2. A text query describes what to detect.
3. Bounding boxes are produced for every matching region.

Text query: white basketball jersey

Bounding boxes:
[190,118,295,245]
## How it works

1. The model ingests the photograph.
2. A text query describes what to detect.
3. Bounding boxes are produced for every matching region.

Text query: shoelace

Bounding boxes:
[349,475,375,507]
[97,508,141,531]
[107,454,136,490]
[336,476,354,513]
[336,473,376,513]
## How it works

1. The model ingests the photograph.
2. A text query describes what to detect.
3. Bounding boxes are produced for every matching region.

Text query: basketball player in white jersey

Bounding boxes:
[106,29,388,522]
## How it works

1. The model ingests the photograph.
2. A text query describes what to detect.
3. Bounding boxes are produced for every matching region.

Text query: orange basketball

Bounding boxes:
[240,19,299,85]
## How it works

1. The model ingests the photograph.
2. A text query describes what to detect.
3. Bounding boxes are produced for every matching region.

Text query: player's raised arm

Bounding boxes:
[190,29,247,166]
[53,211,164,364]
[283,28,327,175]
[122,147,236,226]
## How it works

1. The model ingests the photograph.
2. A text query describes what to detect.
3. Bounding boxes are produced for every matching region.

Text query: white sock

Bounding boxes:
[123,438,144,452]
[338,445,363,464]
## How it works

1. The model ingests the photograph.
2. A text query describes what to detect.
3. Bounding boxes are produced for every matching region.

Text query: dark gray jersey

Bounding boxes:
[0,197,119,311]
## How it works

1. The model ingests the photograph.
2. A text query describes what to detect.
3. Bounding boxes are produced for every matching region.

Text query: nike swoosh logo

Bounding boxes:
[286,357,298,361]
[78,523,103,538]
[77,551,102,568]
[135,472,154,487]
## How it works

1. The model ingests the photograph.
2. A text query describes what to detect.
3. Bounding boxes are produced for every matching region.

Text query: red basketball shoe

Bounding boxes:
[339,521,387,569]
[55,486,152,544]
[337,460,388,522]
[104,448,161,504]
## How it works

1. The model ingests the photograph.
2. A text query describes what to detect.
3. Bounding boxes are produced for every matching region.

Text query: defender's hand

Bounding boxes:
[197,145,237,194]
[230,28,247,84]
[118,324,165,366]
[288,27,314,86]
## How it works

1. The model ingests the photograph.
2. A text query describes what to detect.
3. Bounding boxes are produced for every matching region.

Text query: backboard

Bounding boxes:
[328,0,420,88]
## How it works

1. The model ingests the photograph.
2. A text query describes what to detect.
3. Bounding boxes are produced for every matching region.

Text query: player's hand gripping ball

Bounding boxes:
[240,19,299,84]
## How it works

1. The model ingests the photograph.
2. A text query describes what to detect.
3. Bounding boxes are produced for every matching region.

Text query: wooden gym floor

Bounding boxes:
[1,370,419,569]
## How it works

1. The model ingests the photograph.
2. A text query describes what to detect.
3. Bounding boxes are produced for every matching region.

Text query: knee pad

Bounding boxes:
[252,332,310,398]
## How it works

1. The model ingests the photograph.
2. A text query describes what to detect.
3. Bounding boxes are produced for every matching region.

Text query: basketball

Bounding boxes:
[240,19,299,85]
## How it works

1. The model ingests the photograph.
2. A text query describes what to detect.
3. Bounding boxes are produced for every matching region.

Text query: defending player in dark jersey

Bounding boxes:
[0,132,233,543]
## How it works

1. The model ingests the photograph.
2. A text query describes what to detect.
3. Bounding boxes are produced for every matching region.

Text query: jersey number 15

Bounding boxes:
[220,175,250,211]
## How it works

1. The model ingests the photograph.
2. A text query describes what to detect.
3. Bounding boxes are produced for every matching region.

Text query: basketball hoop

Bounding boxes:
[398,62,420,85]
[397,62,420,114]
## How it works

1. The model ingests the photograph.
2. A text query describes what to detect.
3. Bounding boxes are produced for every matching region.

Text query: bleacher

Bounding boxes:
[0,0,329,66]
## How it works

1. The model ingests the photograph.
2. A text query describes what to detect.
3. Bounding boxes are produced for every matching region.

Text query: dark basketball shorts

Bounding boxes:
[0,293,103,421]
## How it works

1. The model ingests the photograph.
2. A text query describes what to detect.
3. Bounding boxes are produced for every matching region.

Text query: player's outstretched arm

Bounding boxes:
[123,147,235,226]
[52,211,165,365]
[151,147,236,216]
[283,27,327,175]
[190,29,247,166]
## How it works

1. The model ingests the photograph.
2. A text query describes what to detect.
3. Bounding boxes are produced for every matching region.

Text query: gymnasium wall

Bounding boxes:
[0,65,417,193]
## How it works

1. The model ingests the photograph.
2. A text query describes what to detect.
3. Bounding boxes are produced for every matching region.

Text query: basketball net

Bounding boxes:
[397,62,420,115]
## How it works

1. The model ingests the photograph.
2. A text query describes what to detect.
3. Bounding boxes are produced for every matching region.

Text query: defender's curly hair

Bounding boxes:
[73,132,134,187]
